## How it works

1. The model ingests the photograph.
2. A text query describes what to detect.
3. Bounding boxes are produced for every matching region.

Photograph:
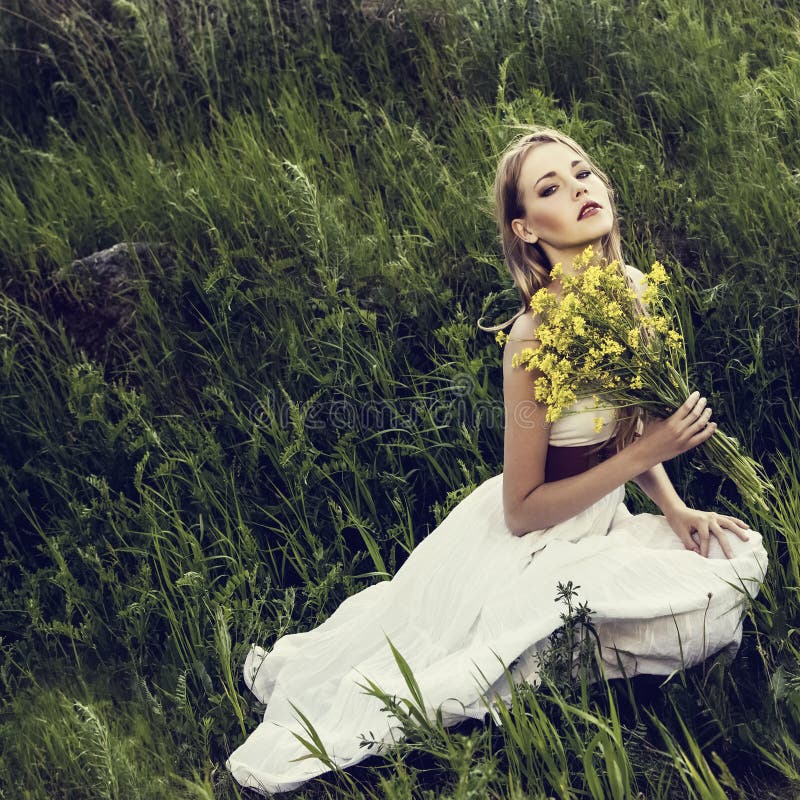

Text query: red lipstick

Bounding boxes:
[578,201,601,220]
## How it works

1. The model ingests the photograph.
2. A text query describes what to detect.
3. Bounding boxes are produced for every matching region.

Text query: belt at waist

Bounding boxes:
[545,442,616,483]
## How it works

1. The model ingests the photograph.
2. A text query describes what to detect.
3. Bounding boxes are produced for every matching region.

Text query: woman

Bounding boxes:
[227,128,768,795]
[497,128,746,553]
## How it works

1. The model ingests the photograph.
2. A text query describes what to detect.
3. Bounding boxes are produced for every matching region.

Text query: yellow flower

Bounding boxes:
[593,416,605,433]
[495,330,508,347]
[642,284,658,308]
[641,262,671,306]
[530,288,556,314]
[648,260,669,285]
[556,357,574,375]
[651,316,669,334]
[627,327,641,349]
[539,352,556,373]
[562,295,582,316]
[629,374,644,389]
[534,376,549,402]
[576,244,595,265]
[666,330,683,349]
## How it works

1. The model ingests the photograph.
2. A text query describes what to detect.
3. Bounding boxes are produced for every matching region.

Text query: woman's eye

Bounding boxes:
[541,171,592,197]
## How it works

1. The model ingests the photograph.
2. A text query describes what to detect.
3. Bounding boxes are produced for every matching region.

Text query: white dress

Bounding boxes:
[227,396,769,794]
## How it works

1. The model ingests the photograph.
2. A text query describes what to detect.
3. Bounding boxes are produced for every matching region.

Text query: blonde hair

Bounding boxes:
[483,126,643,452]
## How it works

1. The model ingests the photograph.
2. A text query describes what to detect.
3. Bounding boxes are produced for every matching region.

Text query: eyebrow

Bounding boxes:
[534,160,585,188]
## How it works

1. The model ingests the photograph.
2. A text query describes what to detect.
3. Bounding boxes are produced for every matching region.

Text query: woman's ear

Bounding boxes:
[511,218,538,245]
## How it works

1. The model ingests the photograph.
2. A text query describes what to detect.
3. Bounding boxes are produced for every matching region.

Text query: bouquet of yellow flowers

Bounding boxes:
[496,246,772,509]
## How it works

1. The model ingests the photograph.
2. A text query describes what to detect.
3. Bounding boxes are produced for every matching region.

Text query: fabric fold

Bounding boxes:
[228,473,768,794]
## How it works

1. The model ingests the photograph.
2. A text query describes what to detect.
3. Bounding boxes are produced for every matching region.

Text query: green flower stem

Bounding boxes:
[636,364,772,508]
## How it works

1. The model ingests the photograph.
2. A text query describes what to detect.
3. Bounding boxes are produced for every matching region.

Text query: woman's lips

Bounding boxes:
[578,205,601,220]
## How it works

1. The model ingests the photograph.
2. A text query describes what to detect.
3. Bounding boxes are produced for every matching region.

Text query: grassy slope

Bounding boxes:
[1,0,799,796]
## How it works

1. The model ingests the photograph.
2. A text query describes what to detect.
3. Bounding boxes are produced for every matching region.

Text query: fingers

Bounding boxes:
[691,517,751,560]
[709,519,734,560]
[686,392,708,420]
[679,532,700,554]
[685,395,711,428]
[678,390,701,418]
[696,525,711,558]
[688,418,717,447]
[689,411,717,447]
[678,392,717,448]
[723,515,751,540]
[692,404,711,428]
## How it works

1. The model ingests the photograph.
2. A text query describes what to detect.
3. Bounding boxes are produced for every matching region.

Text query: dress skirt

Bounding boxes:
[227,473,769,794]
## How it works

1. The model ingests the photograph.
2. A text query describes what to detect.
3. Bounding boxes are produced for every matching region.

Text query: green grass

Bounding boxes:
[1,0,799,796]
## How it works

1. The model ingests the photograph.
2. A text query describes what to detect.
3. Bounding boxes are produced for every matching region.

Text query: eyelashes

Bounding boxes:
[541,170,593,197]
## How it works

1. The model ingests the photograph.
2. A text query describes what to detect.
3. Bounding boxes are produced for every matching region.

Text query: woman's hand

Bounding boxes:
[664,505,751,559]
[635,391,717,468]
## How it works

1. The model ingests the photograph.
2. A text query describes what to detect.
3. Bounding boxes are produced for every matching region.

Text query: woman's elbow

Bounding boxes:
[504,485,544,536]
[504,504,529,537]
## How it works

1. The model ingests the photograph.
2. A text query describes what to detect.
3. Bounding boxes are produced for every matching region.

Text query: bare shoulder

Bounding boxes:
[624,264,648,302]
[508,309,540,340]
[501,309,546,411]
[502,311,542,374]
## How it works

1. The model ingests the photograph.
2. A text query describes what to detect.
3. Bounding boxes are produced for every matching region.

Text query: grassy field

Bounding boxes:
[1,0,799,796]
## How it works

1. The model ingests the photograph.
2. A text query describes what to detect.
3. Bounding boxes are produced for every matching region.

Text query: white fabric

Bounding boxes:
[227,474,768,794]
[548,394,618,446]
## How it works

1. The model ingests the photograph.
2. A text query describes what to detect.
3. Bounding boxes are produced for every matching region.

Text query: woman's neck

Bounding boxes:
[544,242,605,297]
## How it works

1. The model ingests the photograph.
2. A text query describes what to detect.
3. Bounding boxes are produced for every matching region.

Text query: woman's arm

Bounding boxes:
[502,313,717,536]
[506,442,655,534]
[631,461,686,516]
[632,452,752,559]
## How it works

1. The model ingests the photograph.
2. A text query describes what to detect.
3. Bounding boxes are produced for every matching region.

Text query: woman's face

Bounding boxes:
[511,141,613,267]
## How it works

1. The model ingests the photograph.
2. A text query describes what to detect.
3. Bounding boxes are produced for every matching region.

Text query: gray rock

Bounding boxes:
[52,241,174,362]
